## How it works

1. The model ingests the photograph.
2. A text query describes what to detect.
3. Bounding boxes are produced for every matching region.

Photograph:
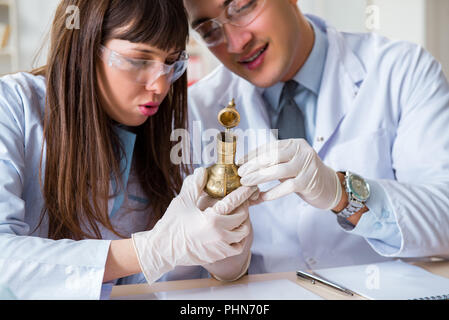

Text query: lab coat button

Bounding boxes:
[307,258,317,265]
[317,137,324,143]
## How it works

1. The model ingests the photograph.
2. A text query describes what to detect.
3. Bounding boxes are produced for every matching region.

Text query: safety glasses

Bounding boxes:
[99,45,189,85]
[193,0,267,47]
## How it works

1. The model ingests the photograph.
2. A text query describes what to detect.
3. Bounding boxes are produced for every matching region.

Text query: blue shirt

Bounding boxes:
[263,19,328,145]
[263,19,401,250]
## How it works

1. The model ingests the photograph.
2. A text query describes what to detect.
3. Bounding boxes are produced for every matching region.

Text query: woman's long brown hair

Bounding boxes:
[33,0,191,240]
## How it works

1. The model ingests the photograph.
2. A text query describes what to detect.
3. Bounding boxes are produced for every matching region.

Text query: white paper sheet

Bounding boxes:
[114,279,324,300]
[314,260,449,300]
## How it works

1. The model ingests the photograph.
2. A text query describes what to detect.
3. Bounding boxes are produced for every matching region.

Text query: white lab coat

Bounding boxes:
[0,72,206,300]
[188,15,449,273]
[0,73,155,299]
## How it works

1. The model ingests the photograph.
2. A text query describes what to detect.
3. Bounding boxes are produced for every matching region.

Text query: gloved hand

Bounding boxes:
[132,167,259,284]
[237,139,342,210]
[196,191,258,282]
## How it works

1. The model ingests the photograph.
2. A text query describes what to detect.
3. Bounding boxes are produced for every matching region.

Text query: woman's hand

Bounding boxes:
[197,190,258,282]
[131,168,258,284]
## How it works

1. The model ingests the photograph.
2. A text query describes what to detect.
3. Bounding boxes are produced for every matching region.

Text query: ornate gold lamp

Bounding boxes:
[205,99,242,199]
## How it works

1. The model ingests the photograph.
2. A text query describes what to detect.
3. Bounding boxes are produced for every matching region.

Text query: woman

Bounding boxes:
[0,0,256,300]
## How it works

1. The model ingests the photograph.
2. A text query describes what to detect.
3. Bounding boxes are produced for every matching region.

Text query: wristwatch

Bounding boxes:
[335,171,371,219]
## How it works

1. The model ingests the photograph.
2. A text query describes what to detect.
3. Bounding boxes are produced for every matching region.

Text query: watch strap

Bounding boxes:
[337,198,365,219]
[335,171,367,219]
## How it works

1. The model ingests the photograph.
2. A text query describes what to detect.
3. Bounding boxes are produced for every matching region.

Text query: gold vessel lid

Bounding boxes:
[218,99,240,130]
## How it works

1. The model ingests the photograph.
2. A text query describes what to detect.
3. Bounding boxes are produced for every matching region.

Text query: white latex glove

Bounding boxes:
[132,167,259,284]
[237,139,342,210]
[196,190,259,282]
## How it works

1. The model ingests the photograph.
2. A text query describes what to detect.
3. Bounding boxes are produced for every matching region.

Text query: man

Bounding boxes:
[184,0,449,275]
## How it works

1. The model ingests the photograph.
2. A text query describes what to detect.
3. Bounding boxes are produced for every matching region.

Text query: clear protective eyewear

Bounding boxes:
[99,45,189,85]
[193,0,267,47]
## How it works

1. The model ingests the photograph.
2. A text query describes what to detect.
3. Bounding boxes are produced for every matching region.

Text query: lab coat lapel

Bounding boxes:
[232,83,276,161]
[244,87,272,131]
[313,23,366,157]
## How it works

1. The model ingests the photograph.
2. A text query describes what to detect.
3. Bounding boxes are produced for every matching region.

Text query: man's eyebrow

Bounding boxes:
[191,0,233,29]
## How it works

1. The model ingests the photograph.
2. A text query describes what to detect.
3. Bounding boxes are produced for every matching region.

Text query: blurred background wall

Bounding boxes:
[0,0,448,81]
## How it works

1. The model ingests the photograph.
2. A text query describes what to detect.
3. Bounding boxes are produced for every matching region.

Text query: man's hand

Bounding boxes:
[333,172,369,225]
[237,139,342,210]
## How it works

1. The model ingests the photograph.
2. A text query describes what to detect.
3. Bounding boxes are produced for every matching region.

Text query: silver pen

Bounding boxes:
[296,270,355,296]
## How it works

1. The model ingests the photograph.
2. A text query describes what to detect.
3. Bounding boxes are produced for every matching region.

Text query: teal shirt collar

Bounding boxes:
[110,125,137,218]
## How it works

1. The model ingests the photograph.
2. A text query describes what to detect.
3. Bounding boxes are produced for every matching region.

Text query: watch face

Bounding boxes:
[349,174,370,201]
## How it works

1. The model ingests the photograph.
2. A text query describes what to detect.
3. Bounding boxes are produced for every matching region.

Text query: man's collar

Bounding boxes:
[263,18,329,111]
[294,18,329,95]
